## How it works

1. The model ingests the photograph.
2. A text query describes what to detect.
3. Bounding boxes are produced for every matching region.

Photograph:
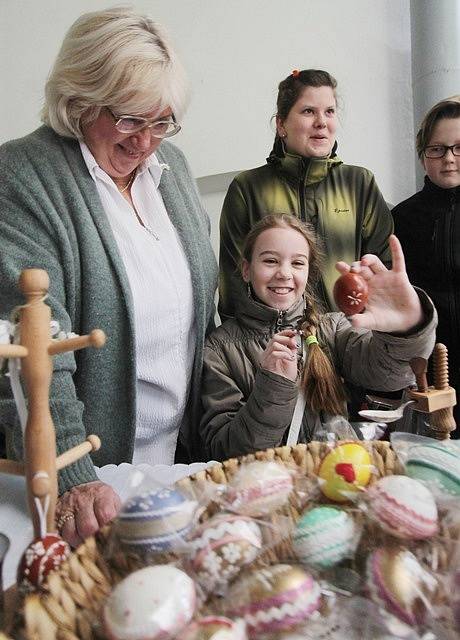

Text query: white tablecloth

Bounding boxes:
[0,460,217,590]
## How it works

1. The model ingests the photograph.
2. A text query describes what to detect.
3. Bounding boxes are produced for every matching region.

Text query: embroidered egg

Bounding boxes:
[17,533,70,592]
[318,442,372,502]
[367,475,438,540]
[293,506,359,570]
[116,487,197,553]
[405,442,460,499]
[226,564,321,638]
[104,565,196,640]
[182,616,247,640]
[366,547,437,626]
[189,513,262,591]
[227,461,293,516]
[333,264,368,315]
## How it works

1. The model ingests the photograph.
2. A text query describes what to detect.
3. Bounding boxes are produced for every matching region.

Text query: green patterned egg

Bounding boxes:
[293,506,359,570]
[405,442,460,498]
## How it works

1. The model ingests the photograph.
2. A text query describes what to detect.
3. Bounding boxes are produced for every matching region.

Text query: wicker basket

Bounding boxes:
[6,441,458,639]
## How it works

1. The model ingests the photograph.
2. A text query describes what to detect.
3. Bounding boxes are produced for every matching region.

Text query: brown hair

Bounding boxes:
[272,69,338,157]
[242,214,347,416]
[416,95,460,158]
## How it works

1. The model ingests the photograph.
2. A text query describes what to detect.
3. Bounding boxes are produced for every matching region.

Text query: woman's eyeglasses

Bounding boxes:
[107,108,181,138]
[424,144,460,159]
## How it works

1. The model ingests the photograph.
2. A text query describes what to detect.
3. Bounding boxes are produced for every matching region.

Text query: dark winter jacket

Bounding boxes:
[393,177,460,379]
[201,291,436,461]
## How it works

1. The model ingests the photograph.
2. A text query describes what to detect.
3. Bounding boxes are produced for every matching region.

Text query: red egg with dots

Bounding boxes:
[333,262,368,315]
[17,533,70,592]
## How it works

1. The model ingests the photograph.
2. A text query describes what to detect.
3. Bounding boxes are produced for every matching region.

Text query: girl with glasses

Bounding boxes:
[201,214,436,460]
[393,96,460,438]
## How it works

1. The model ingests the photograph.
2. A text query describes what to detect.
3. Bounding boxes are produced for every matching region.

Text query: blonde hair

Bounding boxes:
[242,214,347,416]
[42,6,189,139]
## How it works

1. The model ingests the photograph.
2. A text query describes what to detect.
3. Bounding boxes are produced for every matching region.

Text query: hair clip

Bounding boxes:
[292,69,300,77]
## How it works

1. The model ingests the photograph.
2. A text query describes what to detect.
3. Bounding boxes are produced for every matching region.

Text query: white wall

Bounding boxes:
[0,0,415,257]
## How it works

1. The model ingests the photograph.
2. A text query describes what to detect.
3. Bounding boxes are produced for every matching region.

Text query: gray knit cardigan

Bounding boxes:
[0,126,217,493]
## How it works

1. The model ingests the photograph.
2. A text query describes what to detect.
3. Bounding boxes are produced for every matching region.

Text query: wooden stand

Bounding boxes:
[0,269,105,537]
[408,344,457,439]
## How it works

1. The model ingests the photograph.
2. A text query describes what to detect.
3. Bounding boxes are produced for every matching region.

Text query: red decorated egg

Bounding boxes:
[18,533,70,592]
[333,263,368,315]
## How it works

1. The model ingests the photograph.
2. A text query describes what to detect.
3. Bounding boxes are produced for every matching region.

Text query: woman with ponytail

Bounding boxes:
[201,214,436,460]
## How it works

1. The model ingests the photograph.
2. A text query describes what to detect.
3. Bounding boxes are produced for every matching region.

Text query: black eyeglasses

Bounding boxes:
[107,108,181,138]
[424,144,460,159]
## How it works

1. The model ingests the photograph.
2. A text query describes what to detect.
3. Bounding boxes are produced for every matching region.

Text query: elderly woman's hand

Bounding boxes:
[335,234,423,334]
[56,481,121,547]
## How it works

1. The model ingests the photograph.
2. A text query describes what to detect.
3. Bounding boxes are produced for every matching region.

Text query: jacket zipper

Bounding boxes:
[299,183,306,222]
[274,310,286,334]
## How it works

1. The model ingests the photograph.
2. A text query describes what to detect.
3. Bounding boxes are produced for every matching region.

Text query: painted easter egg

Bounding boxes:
[367,475,438,540]
[293,506,359,570]
[366,547,437,626]
[182,616,247,640]
[318,442,372,502]
[189,513,262,591]
[116,487,197,553]
[226,564,321,637]
[333,264,368,315]
[405,442,460,499]
[17,533,70,592]
[227,461,293,516]
[104,565,196,640]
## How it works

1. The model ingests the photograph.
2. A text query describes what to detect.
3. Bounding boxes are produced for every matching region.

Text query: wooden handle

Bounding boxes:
[48,329,106,356]
[0,458,24,475]
[0,344,28,358]
[409,357,428,392]
[55,435,101,471]
[0,435,101,478]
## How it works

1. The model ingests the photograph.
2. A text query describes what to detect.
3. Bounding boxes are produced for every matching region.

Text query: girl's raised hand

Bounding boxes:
[335,235,423,333]
[260,329,298,381]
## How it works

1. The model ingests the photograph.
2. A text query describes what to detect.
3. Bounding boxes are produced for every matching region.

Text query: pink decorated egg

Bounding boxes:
[17,533,70,592]
[333,265,368,315]
[227,461,293,516]
[226,564,321,637]
[189,513,262,591]
[367,475,438,540]
[104,565,196,640]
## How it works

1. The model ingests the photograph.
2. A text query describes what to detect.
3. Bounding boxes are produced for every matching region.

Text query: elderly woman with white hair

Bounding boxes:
[0,7,217,546]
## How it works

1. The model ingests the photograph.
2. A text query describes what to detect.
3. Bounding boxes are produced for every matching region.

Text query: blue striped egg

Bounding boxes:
[405,442,460,499]
[116,487,196,553]
[293,506,359,570]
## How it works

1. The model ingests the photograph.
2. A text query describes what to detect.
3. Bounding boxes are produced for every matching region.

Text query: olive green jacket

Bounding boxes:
[219,150,393,321]
[201,291,436,461]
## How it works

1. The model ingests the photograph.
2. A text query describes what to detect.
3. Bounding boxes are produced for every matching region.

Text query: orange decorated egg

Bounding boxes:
[333,263,368,315]
[318,442,372,502]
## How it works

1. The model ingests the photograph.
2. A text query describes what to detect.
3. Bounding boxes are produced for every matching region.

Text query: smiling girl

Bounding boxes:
[201,214,436,460]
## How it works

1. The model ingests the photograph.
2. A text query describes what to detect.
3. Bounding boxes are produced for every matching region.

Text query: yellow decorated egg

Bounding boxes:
[318,443,372,502]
